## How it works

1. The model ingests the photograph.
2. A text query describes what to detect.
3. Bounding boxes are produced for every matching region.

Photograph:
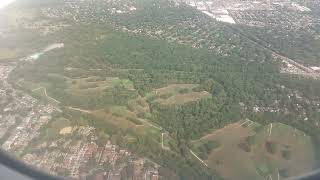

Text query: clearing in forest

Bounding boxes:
[91,106,161,141]
[59,126,73,135]
[191,121,316,180]
[147,84,212,105]
[65,76,134,96]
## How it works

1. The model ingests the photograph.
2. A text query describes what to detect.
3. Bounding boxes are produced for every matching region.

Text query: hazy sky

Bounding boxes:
[0,0,15,9]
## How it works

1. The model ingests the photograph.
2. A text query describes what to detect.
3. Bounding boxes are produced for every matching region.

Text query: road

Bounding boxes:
[226,24,318,76]
[269,123,273,136]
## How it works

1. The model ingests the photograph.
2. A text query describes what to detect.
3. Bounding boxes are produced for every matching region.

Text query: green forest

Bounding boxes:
[4,0,320,179]
[10,24,320,179]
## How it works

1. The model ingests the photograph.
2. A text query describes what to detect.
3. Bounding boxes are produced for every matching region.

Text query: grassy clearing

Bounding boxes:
[17,80,60,105]
[109,106,144,125]
[49,70,163,145]
[59,126,72,135]
[111,78,134,90]
[92,107,161,143]
[135,125,161,142]
[127,96,150,115]
[65,76,135,96]
[93,109,137,129]
[38,117,71,140]
[51,118,71,131]
[65,76,111,95]
[252,123,316,179]
[18,80,49,91]
[147,84,212,105]
[155,84,198,96]
[109,106,134,117]
[191,121,316,180]
[157,91,211,105]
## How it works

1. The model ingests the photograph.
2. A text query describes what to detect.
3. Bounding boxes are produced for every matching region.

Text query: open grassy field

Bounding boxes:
[127,96,150,115]
[191,120,316,180]
[253,123,316,179]
[91,106,162,143]
[147,84,212,105]
[20,63,164,146]
[36,117,71,141]
[17,70,138,109]
[18,79,50,91]
[16,79,61,105]
[65,103,162,144]
[159,91,211,105]
[65,76,134,96]
[92,108,138,129]
[154,84,198,96]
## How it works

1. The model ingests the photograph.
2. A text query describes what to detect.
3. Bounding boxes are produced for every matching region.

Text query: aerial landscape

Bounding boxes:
[0,0,320,179]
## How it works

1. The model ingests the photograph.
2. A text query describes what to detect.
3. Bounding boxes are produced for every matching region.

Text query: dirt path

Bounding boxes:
[65,106,163,132]
[162,133,164,149]
[161,133,171,150]
[239,119,253,127]
[269,123,273,136]
[269,175,273,180]
[189,149,208,167]
[66,107,92,114]
[137,117,162,130]
[32,87,61,104]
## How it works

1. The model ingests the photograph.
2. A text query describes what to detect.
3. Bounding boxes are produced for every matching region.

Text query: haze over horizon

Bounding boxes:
[0,0,15,9]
